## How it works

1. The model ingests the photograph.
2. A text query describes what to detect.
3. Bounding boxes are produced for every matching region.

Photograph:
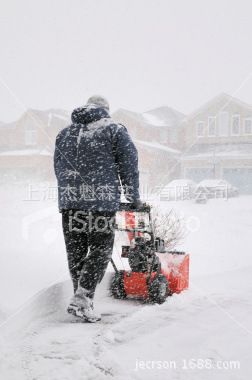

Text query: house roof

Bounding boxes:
[113,106,184,128]
[183,93,252,122]
[25,108,70,128]
[0,109,70,130]
[143,106,185,127]
[112,108,144,123]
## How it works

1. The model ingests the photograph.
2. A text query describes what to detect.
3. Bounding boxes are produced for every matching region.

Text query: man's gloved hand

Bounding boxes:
[131,199,144,210]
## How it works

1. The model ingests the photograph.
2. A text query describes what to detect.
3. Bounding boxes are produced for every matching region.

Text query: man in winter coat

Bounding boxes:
[54,95,141,322]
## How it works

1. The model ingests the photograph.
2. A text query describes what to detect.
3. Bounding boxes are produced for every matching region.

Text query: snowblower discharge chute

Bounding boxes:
[111,203,189,304]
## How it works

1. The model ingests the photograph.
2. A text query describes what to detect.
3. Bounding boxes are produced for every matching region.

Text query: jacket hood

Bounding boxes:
[71,105,110,125]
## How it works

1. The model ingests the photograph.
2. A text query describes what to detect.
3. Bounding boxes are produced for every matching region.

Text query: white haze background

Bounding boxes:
[0,0,252,122]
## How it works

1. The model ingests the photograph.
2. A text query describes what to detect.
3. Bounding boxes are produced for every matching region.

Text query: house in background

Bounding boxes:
[112,106,184,190]
[1,94,252,194]
[0,109,69,183]
[113,106,184,149]
[0,105,183,190]
[181,93,252,193]
[142,106,185,149]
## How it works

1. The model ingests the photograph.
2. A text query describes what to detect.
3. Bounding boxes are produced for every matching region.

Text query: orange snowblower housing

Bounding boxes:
[111,204,190,304]
[123,253,190,298]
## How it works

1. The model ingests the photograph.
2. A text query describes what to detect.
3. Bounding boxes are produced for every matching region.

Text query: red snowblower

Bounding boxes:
[111,203,189,304]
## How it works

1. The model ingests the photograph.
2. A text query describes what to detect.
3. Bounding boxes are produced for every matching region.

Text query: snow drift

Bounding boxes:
[0,196,252,379]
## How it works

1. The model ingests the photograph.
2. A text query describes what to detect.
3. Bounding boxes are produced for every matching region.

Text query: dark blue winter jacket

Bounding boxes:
[54,105,140,212]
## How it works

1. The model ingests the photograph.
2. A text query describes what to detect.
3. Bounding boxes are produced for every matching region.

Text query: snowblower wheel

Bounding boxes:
[148,275,169,304]
[111,270,127,299]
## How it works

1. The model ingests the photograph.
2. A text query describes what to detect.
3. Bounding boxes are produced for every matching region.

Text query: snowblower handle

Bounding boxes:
[119,202,151,213]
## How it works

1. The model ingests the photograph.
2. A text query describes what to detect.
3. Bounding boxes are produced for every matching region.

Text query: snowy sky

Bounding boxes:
[0,0,252,122]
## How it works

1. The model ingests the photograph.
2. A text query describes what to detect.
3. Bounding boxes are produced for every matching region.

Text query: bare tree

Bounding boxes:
[150,206,187,251]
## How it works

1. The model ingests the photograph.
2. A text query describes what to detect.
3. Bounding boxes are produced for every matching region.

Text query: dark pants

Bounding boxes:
[62,209,116,297]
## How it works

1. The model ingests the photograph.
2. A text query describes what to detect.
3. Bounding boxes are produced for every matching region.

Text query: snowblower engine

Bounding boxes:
[122,233,166,273]
[127,236,160,273]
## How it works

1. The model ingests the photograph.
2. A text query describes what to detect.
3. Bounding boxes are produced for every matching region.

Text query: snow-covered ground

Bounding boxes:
[0,186,252,379]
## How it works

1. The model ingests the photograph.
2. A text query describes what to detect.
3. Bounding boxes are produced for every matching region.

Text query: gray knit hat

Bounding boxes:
[86,95,109,110]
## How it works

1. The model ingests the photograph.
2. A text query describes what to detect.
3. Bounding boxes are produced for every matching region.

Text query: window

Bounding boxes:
[244,118,252,135]
[25,125,37,146]
[196,121,205,137]
[160,129,167,143]
[208,116,216,136]
[170,129,177,144]
[218,112,229,136]
[231,114,240,135]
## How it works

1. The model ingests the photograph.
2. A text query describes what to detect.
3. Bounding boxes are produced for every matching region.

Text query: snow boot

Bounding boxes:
[67,286,101,323]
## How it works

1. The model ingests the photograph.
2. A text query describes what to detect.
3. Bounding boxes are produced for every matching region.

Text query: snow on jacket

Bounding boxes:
[54,105,140,212]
